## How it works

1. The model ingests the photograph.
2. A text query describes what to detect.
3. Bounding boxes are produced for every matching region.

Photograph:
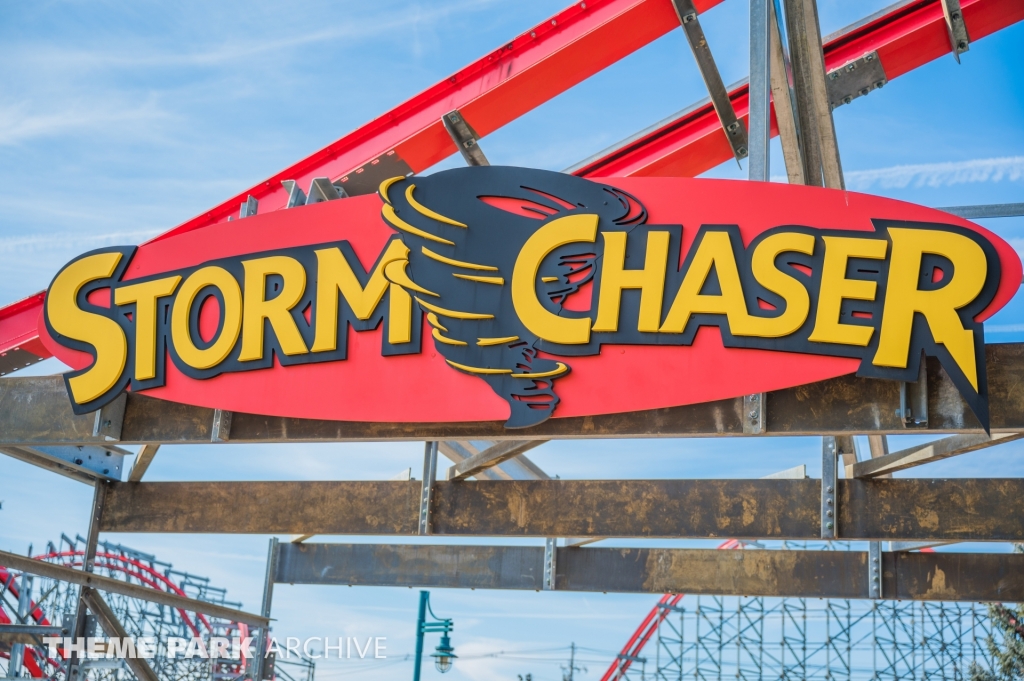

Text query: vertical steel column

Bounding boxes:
[7,573,33,678]
[67,481,107,681]
[250,538,279,681]
[821,437,837,539]
[419,442,438,536]
[868,541,882,598]
[783,0,843,188]
[412,591,429,681]
[543,538,558,591]
[748,0,771,181]
[769,0,804,184]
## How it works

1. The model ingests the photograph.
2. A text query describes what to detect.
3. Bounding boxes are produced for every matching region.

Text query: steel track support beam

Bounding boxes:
[446,440,547,481]
[769,0,804,184]
[419,442,438,536]
[782,0,843,189]
[67,481,106,681]
[851,432,1024,478]
[126,444,159,483]
[671,0,748,162]
[748,0,771,180]
[941,202,1024,219]
[249,538,278,681]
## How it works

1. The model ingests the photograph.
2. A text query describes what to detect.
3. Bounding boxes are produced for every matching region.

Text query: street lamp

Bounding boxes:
[413,591,456,679]
[430,634,456,673]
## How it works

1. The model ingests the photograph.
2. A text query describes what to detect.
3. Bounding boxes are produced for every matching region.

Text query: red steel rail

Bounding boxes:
[1,0,1021,373]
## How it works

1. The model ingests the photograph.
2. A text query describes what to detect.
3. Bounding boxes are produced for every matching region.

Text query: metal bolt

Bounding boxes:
[828,71,839,80]
[530,31,536,38]
[727,121,741,132]
[826,510,833,518]
[75,459,83,465]
[104,420,111,427]
[846,63,856,72]
[749,410,759,419]
[958,40,968,51]
[826,498,833,505]
[826,486,833,494]
[860,87,871,96]
[103,469,109,475]
[866,53,875,61]
[683,11,697,23]
[843,95,853,105]
[736,146,747,157]
[826,522,834,529]
[551,19,557,26]
[951,11,961,20]
[875,80,886,89]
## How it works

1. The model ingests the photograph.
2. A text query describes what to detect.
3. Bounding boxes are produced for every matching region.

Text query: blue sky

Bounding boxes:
[2,1,1023,679]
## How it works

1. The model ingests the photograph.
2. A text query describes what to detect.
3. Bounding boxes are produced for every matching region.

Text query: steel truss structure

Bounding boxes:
[0,536,313,681]
[602,542,1012,680]
[2,0,1024,679]
[619,594,998,680]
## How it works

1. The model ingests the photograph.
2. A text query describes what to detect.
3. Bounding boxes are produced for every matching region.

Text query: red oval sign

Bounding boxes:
[41,169,1021,429]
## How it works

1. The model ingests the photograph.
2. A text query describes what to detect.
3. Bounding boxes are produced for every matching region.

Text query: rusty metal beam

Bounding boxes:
[1,346,1023,444]
[80,588,160,681]
[126,444,159,482]
[851,432,1024,478]
[272,542,1024,601]
[446,440,547,481]
[98,478,1024,542]
[0,549,268,627]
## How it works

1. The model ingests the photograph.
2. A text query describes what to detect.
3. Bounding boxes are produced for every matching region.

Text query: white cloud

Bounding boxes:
[0,229,160,255]
[845,157,1024,191]
[0,96,174,146]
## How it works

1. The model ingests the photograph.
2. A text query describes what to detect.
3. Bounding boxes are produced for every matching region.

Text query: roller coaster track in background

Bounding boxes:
[1,0,1022,376]
[0,535,312,681]
[596,541,1017,681]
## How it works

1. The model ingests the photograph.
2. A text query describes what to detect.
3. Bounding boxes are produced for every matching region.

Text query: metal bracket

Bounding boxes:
[91,393,126,442]
[898,356,929,428]
[0,444,126,483]
[868,541,882,598]
[239,195,258,218]
[825,50,886,110]
[821,436,837,539]
[442,110,490,166]
[940,0,971,62]
[418,441,439,536]
[281,180,307,208]
[743,393,764,434]
[543,537,557,591]
[211,409,233,442]
[672,0,749,163]
[306,177,346,204]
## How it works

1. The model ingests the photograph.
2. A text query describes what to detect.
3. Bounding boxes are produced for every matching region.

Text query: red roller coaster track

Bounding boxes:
[1,0,1021,372]
[0,550,248,678]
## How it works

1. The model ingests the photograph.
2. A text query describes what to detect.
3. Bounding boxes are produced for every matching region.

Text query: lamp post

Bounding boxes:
[413,591,456,680]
